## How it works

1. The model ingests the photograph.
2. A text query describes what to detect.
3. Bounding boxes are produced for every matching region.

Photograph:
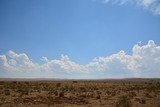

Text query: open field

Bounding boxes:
[0,79,160,107]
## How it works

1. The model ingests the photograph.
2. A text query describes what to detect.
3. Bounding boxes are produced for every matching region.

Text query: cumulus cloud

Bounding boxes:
[102,0,160,15]
[41,56,49,62]
[0,40,160,79]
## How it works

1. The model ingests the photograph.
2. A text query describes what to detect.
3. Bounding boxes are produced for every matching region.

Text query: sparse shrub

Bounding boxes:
[79,87,86,92]
[47,95,53,101]
[1,80,160,106]
[96,94,100,99]
[116,95,132,107]
[111,91,116,96]
[0,86,3,90]
[23,89,29,95]
[156,82,160,87]
[54,91,58,96]
[47,95,54,106]
[12,81,17,84]
[59,91,64,97]
[0,81,4,85]
[156,103,160,107]
[145,93,152,98]
[129,91,136,98]
[4,89,10,96]
[18,88,29,96]
[139,98,146,104]
[86,92,94,98]
[48,90,53,95]
[96,91,102,95]
[61,86,69,92]
[0,97,5,103]
[79,98,86,103]
[24,81,29,85]
[106,90,111,95]
[73,81,78,83]
[56,83,61,87]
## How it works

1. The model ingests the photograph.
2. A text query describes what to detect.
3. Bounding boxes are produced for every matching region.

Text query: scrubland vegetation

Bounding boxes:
[0,79,160,107]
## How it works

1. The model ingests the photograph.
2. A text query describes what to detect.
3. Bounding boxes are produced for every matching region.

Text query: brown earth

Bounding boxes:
[0,79,160,107]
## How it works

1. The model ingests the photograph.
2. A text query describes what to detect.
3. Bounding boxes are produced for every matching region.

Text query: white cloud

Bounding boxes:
[0,40,160,79]
[41,56,49,62]
[102,0,160,15]
[103,0,131,5]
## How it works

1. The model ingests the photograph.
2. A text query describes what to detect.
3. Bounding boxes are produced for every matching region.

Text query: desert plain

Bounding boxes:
[0,79,160,107]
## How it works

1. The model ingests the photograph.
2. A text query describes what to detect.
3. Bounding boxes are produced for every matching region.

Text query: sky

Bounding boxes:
[0,0,160,79]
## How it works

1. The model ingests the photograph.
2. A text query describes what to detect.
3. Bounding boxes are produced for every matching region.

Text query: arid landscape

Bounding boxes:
[0,79,160,107]
[1,0,160,106]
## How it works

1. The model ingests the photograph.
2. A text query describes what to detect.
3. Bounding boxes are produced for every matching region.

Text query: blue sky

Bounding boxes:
[0,0,160,78]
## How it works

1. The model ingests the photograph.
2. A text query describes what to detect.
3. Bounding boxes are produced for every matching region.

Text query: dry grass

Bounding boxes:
[0,79,160,107]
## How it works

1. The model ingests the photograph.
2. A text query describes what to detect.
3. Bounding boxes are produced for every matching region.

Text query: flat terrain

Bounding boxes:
[0,79,160,107]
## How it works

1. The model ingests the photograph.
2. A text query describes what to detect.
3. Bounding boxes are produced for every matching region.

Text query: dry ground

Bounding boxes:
[0,79,160,107]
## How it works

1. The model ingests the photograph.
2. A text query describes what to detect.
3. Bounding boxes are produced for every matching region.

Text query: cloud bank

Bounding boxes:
[102,0,160,15]
[0,40,160,79]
